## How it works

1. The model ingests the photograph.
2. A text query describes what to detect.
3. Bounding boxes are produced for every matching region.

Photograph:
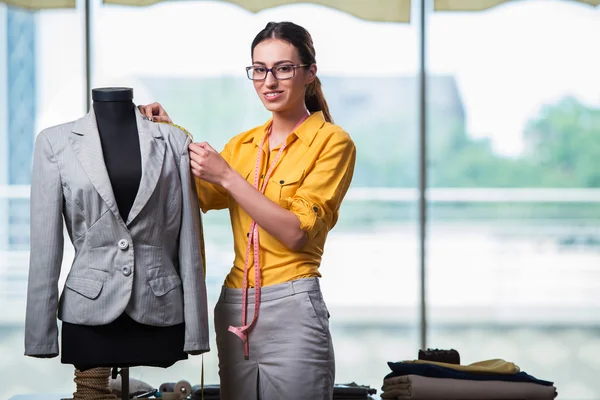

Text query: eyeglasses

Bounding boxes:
[246,64,308,81]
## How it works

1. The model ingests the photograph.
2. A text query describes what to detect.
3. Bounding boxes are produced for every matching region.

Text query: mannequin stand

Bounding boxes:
[111,367,129,400]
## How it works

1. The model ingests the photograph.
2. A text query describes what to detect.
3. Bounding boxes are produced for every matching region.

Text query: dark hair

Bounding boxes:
[251,21,333,123]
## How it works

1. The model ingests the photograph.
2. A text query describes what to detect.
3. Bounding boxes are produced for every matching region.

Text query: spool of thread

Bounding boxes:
[159,382,176,392]
[175,380,193,397]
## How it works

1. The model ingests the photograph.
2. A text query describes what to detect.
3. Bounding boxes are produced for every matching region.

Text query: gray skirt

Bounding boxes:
[214,277,335,400]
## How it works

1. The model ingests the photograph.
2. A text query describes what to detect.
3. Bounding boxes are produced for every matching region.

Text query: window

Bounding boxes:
[4,1,598,399]
[427,2,600,398]
[1,3,86,396]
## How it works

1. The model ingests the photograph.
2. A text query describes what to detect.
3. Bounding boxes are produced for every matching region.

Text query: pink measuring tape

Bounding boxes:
[228,111,310,359]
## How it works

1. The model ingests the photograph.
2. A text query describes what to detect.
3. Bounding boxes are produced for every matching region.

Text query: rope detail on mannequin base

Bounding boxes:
[73,367,117,400]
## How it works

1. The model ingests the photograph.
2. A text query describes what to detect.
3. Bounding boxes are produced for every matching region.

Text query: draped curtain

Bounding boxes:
[2,0,598,17]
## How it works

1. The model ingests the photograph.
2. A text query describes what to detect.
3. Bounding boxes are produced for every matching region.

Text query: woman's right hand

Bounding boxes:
[137,102,173,123]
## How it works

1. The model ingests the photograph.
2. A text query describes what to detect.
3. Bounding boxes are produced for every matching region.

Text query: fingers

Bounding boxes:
[198,142,217,153]
[189,146,209,167]
[189,150,203,165]
[190,158,203,178]
[154,103,172,123]
[152,115,172,123]
[190,159,201,171]
[137,102,173,123]
[190,142,214,155]
[150,102,164,115]
[189,142,203,155]
[189,148,208,160]
[189,155,201,177]
[141,102,161,118]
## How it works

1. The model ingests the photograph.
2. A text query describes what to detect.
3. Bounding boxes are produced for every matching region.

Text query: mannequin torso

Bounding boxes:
[60,88,187,370]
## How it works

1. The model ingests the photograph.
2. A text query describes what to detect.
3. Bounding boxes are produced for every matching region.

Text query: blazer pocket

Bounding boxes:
[64,277,104,300]
[148,275,182,297]
[273,169,305,208]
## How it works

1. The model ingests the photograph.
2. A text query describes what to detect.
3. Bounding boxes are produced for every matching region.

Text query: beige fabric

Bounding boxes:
[404,358,520,374]
[381,375,557,400]
[0,0,74,8]
[434,0,600,11]
[102,0,411,22]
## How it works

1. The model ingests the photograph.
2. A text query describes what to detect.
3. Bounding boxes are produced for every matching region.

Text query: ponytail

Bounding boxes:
[305,76,333,123]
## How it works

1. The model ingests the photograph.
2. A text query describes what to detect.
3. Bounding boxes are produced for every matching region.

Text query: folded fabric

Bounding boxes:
[386,361,553,386]
[381,375,557,400]
[334,382,378,397]
[405,358,519,374]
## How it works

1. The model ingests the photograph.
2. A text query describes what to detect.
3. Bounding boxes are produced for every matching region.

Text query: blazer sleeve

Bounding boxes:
[178,136,210,355]
[24,131,64,357]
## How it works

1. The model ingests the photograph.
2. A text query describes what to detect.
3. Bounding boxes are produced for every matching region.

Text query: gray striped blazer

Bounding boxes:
[24,107,210,358]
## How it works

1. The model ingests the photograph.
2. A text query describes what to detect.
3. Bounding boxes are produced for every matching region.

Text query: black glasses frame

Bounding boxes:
[246,64,309,81]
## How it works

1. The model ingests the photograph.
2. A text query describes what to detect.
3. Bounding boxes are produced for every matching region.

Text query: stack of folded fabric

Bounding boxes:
[381,352,557,399]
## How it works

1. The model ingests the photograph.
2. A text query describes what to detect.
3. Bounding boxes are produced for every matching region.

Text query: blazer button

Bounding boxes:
[122,266,132,276]
[118,239,129,250]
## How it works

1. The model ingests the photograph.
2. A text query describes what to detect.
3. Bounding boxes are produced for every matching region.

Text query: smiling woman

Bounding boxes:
[140,20,356,400]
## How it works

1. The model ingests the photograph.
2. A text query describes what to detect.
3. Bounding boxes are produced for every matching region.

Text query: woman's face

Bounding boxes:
[251,38,316,114]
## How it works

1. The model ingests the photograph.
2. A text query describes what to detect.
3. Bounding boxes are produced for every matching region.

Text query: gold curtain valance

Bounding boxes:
[434,0,599,11]
[1,0,75,9]
[101,0,411,23]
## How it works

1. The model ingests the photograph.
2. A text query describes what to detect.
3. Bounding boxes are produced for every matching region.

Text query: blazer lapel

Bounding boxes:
[125,108,166,225]
[70,110,123,224]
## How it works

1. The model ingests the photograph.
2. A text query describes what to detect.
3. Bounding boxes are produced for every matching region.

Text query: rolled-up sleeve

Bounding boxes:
[286,131,356,239]
[195,141,232,213]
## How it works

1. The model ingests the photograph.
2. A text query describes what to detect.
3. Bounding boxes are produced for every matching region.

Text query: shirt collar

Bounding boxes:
[244,111,326,148]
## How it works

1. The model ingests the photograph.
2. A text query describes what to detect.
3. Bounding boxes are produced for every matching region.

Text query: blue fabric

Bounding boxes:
[386,362,554,386]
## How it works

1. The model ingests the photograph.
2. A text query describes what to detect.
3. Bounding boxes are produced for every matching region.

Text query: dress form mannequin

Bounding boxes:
[26,84,209,400]
[60,88,187,372]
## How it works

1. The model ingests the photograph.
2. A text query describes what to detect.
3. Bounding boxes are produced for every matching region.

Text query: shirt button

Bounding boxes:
[118,239,129,250]
[279,180,285,184]
[122,266,132,276]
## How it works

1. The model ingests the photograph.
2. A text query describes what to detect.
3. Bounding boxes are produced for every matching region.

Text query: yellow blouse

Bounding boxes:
[196,111,356,289]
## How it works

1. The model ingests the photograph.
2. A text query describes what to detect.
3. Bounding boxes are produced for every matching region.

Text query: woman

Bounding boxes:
[140,21,356,400]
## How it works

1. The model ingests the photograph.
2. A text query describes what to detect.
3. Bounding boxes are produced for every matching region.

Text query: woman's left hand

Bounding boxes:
[189,142,233,187]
